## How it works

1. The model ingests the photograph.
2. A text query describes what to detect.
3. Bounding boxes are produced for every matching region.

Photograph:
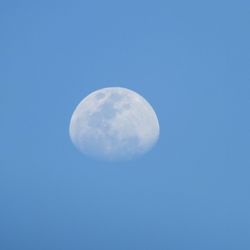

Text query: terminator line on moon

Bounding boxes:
[69,87,160,161]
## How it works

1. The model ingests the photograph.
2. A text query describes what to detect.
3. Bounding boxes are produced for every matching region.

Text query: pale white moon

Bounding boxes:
[69,87,160,161]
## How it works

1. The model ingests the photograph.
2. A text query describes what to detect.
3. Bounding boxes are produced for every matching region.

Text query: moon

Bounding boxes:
[69,87,160,161]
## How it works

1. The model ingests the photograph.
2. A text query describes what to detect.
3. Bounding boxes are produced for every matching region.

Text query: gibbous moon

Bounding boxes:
[69,87,160,161]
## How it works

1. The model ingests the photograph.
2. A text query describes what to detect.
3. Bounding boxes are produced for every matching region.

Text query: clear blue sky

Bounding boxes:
[1,1,249,249]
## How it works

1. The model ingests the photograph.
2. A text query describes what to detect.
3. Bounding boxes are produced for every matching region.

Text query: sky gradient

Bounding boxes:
[1,0,249,249]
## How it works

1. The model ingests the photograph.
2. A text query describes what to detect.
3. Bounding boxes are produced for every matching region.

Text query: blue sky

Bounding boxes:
[1,0,249,249]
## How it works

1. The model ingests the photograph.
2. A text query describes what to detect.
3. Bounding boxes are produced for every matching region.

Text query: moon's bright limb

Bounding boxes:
[69,87,160,161]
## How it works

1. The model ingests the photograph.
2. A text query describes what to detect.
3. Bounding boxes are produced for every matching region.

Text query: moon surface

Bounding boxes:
[69,87,160,161]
